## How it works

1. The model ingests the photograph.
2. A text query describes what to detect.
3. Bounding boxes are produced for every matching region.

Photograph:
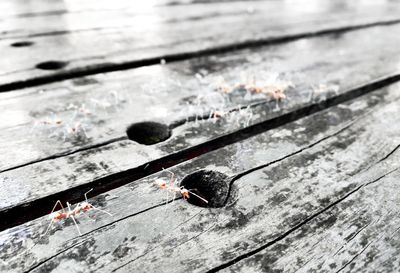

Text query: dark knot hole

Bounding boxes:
[126,121,172,145]
[180,170,231,208]
[35,60,68,70]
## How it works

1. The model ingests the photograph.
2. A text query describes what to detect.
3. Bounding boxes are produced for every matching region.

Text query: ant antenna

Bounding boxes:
[84,189,94,203]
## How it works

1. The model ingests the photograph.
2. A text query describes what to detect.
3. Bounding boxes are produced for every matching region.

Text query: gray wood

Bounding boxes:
[5,20,400,173]
[0,0,240,18]
[221,169,400,273]
[1,0,400,88]
[1,80,400,272]
[3,22,400,218]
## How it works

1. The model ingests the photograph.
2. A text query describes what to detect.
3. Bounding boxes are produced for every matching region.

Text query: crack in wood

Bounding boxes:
[0,136,127,174]
[111,222,217,272]
[22,239,86,273]
[205,168,399,273]
[223,113,363,206]
[23,198,180,273]
[377,143,400,164]
[1,18,400,93]
[335,238,376,273]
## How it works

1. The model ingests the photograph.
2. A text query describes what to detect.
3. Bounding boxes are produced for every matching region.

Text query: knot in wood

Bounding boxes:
[35,60,68,70]
[180,169,230,208]
[126,121,171,145]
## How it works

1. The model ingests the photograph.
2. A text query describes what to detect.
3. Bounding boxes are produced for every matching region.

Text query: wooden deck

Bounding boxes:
[1,0,400,272]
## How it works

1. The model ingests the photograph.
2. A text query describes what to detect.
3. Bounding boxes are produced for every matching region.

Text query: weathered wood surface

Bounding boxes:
[5,20,400,173]
[1,0,400,89]
[0,0,236,17]
[1,78,400,272]
[3,23,400,228]
[223,170,400,273]
[3,1,400,272]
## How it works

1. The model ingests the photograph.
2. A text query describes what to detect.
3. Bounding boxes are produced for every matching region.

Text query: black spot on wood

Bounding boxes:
[35,60,68,70]
[126,122,171,145]
[10,41,34,47]
[180,169,230,207]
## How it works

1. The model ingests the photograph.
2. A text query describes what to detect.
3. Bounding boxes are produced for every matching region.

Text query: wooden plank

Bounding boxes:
[1,79,400,272]
[1,0,394,39]
[1,0,400,89]
[220,169,400,273]
[5,21,400,173]
[2,23,400,227]
[6,21,400,172]
[0,0,230,18]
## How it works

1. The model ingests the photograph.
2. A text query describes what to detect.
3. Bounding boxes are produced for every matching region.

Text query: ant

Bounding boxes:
[215,76,289,101]
[211,110,225,118]
[45,189,112,236]
[32,116,63,127]
[154,170,208,204]
[1,190,112,266]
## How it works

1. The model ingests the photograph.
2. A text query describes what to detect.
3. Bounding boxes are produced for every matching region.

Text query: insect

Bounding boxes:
[216,84,232,94]
[32,116,63,127]
[154,170,208,204]
[238,82,286,100]
[211,110,225,118]
[215,74,290,101]
[44,189,112,236]
[63,121,88,139]
[2,190,112,266]
[258,84,287,100]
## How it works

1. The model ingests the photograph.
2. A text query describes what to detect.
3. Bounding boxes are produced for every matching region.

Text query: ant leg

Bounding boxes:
[82,189,112,217]
[29,120,39,134]
[70,215,82,236]
[62,127,67,141]
[168,171,178,206]
[80,124,89,138]
[89,205,113,216]
[67,202,82,236]
[187,190,209,204]
[81,211,96,222]
[43,200,65,236]
[163,169,176,206]
[51,200,65,213]
[42,219,56,238]
[162,169,176,188]
[165,187,170,208]
[84,189,94,203]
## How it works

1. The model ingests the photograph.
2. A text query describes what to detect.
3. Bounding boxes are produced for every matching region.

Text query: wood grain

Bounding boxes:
[1,0,400,88]
[3,22,400,226]
[221,169,400,273]
[1,79,400,272]
[5,21,400,173]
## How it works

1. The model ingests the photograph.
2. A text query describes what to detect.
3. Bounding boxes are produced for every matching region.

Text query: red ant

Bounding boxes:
[45,189,112,236]
[32,116,63,127]
[211,110,225,118]
[2,190,112,266]
[154,170,208,204]
[215,76,289,101]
